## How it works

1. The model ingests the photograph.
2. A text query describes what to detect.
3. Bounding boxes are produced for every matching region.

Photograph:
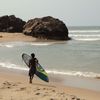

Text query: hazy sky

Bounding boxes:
[0,0,100,26]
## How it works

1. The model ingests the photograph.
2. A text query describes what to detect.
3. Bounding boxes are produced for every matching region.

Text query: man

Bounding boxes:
[29,53,38,83]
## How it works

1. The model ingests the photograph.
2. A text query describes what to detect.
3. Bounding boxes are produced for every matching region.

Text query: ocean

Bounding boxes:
[0,26,100,91]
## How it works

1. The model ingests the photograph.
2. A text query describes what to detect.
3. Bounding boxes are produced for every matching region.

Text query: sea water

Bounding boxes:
[0,26,100,91]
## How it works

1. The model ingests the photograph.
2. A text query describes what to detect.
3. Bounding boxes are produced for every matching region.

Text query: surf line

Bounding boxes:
[0,62,100,79]
[0,62,28,71]
[47,70,100,78]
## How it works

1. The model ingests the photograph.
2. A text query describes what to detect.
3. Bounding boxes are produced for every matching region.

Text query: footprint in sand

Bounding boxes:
[0,81,19,89]
[15,87,26,91]
[20,87,26,91]
[0,81,11,89]
[35,92,41,95]
[0,96,3,99]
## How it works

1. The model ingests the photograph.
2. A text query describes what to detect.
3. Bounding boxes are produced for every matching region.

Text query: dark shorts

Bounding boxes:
[29,66,36,76]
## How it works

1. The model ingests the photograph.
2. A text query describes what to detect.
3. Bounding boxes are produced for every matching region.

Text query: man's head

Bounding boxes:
[31,53,35,58]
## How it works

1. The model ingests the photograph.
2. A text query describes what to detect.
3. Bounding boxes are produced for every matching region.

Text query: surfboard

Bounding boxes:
[22,53,49,82]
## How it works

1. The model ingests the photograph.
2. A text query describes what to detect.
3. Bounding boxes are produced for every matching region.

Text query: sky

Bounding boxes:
[0,0,100,26]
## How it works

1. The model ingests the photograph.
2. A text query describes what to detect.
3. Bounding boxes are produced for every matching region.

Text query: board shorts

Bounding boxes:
[29,66,36,76]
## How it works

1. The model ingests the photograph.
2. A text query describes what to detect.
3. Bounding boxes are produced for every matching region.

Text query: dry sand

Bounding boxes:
[0,32,100,100]
[0,70,100,100]
[0,32,36,42]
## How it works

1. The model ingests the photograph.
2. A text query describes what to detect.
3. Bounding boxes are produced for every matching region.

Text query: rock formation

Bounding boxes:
[0,15,26,32]
[23,16,70,40]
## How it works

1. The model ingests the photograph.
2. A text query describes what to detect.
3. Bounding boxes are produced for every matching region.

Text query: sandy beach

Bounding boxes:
[0,32,100,100]
[0,67,100,100]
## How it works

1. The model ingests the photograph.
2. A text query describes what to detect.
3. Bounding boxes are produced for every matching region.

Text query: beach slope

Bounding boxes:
[0,69,100,100]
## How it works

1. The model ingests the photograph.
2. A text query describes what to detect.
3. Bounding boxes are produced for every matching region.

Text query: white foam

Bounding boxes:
[47,70,100,78]
[73,38,100,41]
[5,45,14,48]
[0,42,54,48]
[69,34,100,37]
[0,62,28,71]
[30,42,53,46]
[69,30,100,33]
[69,34,100,41]
[0,43,14,48]
[30,41,65,46]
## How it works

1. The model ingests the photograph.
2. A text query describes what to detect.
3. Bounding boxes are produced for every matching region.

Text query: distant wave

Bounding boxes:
[0,41,55,48]
[0,44,14,48]
[73,38,100,41]
[69,34,100,37]
[0,41,67,48]
[0,42,24,48]
[0,62,100,79]
[69,30,100,33]
[69,34,100,41]
[47,70,100,79]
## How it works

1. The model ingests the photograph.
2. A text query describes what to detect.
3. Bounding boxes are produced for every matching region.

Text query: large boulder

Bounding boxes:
[0,15,26,32]
[23,16,70,40]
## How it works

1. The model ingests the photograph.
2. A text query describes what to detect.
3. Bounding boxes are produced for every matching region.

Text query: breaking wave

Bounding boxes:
[69,34,100,41]
[47,70,100,79]
[0,62,28,71]
[69,30,100,33]
[0,62,100,79]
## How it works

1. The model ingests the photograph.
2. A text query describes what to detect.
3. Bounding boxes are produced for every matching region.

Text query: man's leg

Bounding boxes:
[29,75,32,83]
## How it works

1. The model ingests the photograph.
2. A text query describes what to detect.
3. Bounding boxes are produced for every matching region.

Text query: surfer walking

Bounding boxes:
[29,53,38,84]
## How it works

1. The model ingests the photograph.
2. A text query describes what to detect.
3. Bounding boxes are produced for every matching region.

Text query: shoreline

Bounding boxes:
[0,64,100,92]
[0,67,100,100]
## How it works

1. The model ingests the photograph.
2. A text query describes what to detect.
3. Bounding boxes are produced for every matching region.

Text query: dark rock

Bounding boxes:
[0,15,26,32]
[23,16,70,40]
